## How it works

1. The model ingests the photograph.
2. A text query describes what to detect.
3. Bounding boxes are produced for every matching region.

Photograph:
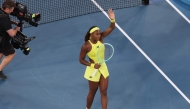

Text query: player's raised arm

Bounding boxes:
[101,8,115,38]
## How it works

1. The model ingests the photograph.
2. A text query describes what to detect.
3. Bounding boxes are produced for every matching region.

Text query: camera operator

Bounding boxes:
[0,0,20,79]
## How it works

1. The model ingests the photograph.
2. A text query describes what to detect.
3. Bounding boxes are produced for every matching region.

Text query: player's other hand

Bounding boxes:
[94,64,101,69]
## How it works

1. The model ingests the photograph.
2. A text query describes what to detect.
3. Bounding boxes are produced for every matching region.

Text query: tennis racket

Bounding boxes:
[89,43,114,78]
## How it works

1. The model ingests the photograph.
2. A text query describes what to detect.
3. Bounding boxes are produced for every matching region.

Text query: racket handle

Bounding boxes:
[91,69,98,77]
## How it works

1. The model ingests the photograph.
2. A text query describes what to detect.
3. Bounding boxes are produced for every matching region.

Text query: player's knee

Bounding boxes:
[100,90,107,96]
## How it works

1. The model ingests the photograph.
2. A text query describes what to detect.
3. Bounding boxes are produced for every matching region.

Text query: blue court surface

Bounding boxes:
[169,0,190,19]
[0,0,190,109]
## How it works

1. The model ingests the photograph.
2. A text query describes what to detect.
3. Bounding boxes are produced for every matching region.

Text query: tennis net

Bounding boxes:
[0,0,142,26]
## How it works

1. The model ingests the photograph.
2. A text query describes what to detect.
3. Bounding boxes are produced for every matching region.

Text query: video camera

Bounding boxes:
[11,2,40,28]
[10,2,41,55]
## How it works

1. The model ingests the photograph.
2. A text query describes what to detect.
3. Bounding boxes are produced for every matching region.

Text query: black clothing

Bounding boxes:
[142,0,149,5]
[0,8,12,49]
[0,45,15,56]
[0,70,7,79]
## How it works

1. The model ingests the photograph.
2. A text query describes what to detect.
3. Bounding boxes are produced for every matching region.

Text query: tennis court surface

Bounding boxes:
[0,0,190,109]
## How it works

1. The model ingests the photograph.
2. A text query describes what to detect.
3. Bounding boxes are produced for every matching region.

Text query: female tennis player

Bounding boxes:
[79,8,115,109]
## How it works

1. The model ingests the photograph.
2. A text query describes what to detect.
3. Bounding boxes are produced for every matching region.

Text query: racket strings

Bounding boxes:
[104,45,114,60]
[97,44,114,63]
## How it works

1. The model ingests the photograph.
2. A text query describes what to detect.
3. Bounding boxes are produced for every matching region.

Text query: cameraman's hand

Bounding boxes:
[15,22,18,25]
[17,22,24,28]
[10,20,19,25]
[12,21,18,25]
[7,26,20,37]
[15,26,20,31]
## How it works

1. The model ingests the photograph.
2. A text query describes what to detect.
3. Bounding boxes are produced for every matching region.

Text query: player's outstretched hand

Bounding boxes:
[108,8,115,20]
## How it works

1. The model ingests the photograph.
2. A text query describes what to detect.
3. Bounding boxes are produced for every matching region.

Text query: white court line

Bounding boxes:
[166,0,190,24]
[91,0,190,104]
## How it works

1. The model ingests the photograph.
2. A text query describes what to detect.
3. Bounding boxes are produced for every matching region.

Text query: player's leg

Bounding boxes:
[86,80,99,109]
[99,75,109,109]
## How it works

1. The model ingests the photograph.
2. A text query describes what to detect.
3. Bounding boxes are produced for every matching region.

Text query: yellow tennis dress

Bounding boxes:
[84,40,109,82]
